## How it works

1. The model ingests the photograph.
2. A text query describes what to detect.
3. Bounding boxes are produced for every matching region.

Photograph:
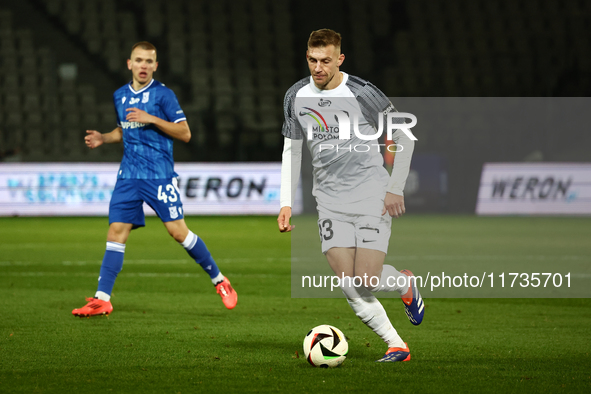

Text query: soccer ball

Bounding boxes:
[303,324,348,368]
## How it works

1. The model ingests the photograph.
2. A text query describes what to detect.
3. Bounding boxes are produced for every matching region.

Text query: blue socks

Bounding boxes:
[181,231,222,284]
[96,242,125,301]
[94,232,222,302]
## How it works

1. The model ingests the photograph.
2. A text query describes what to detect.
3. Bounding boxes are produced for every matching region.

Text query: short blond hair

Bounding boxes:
[130,41,157,59]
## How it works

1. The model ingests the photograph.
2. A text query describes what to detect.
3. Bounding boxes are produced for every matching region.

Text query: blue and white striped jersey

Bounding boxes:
[113,79,186,179]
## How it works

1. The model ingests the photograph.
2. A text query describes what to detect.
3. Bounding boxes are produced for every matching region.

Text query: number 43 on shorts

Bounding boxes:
[157,184,179,203]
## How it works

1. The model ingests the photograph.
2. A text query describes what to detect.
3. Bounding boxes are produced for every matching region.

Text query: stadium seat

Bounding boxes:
[0,10,13,35]
[216,116,236,147]
[236,91,256,118]
[5,112,23,128]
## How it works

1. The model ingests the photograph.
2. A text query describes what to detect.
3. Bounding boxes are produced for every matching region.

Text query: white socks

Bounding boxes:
[341,277,406,349]
[95,291,111,301]
[181,230,198,249]
[372,264,408,295]
[211,272,224,285]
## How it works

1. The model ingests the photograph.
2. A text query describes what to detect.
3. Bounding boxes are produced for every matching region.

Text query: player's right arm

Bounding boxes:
[278,137,302,232]
[86,90,126,149]
[84,127,122,149]
[278,206,292,232]
[277,81,306,233]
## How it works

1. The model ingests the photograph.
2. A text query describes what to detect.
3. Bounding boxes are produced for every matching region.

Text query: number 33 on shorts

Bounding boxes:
[317,215,391,254]
[318,218,356,254]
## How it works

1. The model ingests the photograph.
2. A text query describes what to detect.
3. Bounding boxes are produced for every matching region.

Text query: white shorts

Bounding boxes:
[317,202,392,254]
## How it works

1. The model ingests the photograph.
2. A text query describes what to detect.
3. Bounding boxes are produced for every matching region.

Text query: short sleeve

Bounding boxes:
[281,78,308,140]
[113,94,122,127]
[347,76,398,130]
[160,88,186,123]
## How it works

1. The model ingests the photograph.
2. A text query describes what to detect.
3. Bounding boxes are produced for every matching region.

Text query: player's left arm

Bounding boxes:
[278,137,303,232]
[382,128,415,218]
[125,108,191,143]
[277,81,305,233]
[357,82,416,218]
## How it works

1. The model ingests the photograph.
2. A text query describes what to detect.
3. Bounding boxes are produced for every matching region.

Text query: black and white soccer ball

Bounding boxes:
[303,324,348,368]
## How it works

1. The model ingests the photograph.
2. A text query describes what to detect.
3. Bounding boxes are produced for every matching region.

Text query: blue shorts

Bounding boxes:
[109,178,184,228]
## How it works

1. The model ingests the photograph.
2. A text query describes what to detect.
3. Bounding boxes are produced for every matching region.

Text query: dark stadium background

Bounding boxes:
[1,0,590,213]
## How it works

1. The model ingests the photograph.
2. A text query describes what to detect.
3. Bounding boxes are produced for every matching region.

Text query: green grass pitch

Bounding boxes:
[1,215,590,393]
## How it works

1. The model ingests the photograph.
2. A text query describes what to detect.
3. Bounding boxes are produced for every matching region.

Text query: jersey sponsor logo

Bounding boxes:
[299,107,329,132]
[129,97,140,105]
[121,121,148,129]
[176,110,184,114]
[169,206,179,219]
[300,106,417,142]
[122,97,126,104]
[142,92,150,103]
[318,98,331,107]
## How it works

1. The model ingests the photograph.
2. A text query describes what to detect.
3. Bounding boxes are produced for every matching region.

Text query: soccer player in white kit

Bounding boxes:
[277,29,424,362]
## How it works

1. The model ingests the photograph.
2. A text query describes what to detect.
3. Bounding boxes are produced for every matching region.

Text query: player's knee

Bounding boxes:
[107,223,132,243]
[164,220,189,243]
[168,229,186,243]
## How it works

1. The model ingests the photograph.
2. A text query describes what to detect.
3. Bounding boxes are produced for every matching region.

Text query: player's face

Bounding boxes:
[306,45,345,89]
[127,48,158,86]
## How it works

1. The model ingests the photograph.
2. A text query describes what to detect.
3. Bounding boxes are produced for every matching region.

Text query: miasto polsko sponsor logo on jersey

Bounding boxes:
[299,107,418,152]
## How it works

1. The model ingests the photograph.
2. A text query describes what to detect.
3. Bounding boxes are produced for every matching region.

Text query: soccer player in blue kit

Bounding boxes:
[72,42,237,316]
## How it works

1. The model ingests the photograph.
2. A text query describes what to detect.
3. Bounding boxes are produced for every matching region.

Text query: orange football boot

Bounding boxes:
[72,297,113,317]
[215,278,237,309]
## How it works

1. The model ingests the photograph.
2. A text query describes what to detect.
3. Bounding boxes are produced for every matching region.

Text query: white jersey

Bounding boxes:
[282,73,399,210]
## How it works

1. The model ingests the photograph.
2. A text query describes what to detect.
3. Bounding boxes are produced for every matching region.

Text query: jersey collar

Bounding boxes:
[309,72,348,94]
[128,79,155,94]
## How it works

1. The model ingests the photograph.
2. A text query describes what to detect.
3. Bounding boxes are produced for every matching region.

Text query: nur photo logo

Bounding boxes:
[299,107,418,153]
